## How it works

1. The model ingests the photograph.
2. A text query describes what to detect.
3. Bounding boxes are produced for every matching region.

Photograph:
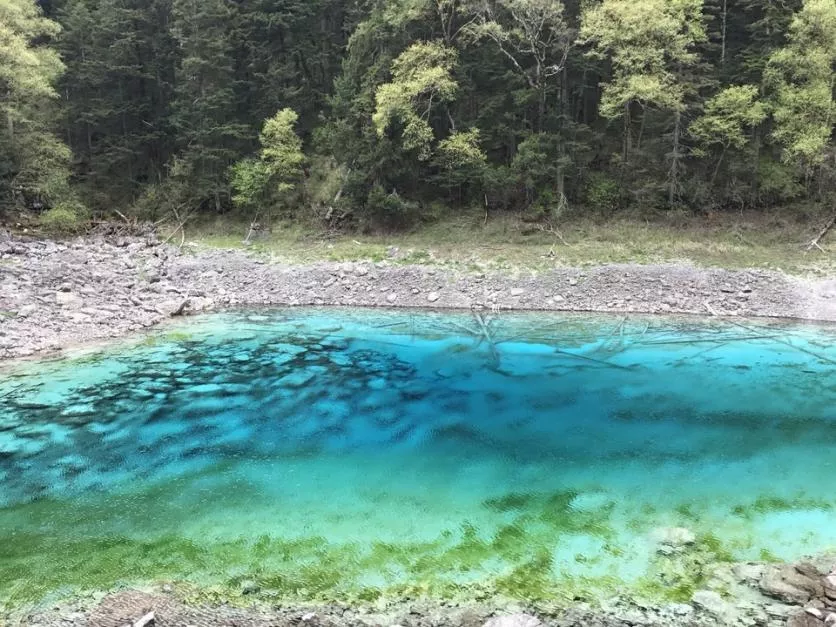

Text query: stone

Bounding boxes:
[826,614,836,626]
[651,526,696,548]
[386,293,397,304]
[240,579,260,595]
[55,291,82,308]
[760,565,823,603]
[301,612,317,622]
[510,288,524,297]
[691,590,728,617]
[427,292,440,303]
[806,608,825,619]
[797,562,824,579]
[733,563,766,583]
[16,304,38,318]
[787,611,825,627]
[482,614,541,627]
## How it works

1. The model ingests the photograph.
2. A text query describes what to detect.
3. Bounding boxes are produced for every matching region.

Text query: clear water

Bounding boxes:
[1,309,835,609]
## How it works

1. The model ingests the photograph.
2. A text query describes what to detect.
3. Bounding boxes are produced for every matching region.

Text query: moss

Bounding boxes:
[731,494,834,520]
[494,551,554,601]
[482,492,535,512]
[759,548,782,563]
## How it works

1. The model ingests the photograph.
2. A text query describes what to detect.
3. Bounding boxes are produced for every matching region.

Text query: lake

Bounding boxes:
[1,308,834,610]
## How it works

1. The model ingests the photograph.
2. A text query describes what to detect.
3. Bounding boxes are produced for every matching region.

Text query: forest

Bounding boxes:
[1,0,835,232]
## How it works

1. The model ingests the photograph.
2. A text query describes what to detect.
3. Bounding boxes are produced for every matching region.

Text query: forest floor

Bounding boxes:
[188,207,836,277]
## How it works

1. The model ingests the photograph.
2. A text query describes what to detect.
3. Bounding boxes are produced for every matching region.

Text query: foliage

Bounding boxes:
[230,108,305,214]
[765,0,836,178]
[690,86,767,153]
[373,42,459,160]
[4,0,831,226]
[0,0,71,208]
[39,199,88,233]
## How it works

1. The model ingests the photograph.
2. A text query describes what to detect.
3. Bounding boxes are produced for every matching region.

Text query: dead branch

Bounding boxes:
[806,212,836,252]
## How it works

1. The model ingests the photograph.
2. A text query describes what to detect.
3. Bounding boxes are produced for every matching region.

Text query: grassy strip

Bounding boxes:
[183,207,835,275]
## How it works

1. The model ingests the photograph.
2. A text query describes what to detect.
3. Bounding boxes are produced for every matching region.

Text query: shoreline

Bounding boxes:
[3,234,836,627]
[1,235,834,361]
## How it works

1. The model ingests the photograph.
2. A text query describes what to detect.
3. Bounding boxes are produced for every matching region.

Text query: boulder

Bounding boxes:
[482,614,541,627]
[787,611,825,627]
[760,565,824,604]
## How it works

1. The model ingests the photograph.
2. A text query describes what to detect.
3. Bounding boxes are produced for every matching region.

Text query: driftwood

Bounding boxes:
[806,212,836,252]
[132,611,155,627]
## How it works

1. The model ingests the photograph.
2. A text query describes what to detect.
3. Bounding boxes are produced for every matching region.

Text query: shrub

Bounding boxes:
[584,172,623,215]
[40,199,88,234]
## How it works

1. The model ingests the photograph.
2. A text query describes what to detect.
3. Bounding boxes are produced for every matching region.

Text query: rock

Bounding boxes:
[651,526,696,549]
[691,590,728,617]
[16,304,38,318]
[427,292,440,303]
[807,608,825,619]
[482,614,541,627]
[386,293,397,304]
[734,563,766,583]
[510,288,524,297]
[788,611,825,627]
[240,579,260,595]
[798,562,824,579]
[55,291,82,308]
[301,612,317,622]
[826,614,836,626]
[156,298,190,317]
[760,565,823,603]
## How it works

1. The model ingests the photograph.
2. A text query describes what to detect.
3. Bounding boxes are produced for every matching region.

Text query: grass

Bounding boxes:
[182,205,836,276]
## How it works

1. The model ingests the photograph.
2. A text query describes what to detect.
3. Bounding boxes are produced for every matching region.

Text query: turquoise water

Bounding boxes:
[0,308,835,609]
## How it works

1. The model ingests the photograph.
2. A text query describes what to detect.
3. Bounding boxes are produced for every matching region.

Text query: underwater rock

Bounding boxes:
[691,590,730,618]
[482,614,541,627]
[788,610,825,627]
[240,579,260,595]
[650,526,696,550]
[760,565,824,604]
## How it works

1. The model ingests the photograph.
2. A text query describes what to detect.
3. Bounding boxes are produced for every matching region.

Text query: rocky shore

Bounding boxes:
[20,556,836,627]
[1,234,834,360]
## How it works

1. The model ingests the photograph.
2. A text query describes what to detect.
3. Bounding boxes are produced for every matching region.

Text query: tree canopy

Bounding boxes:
[0,0,834,226]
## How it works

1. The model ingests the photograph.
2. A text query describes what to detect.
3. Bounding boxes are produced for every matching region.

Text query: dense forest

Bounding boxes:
[1,0,835,231]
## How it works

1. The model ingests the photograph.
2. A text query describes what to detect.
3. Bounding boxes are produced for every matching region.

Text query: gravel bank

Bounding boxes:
[1,234,834,360]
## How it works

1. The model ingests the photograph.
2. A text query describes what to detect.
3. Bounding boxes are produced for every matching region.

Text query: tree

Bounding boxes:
[373,41,460,160]
[0,0,71,207]
[580,0,707,206]
[169,0,250,212]
[56,0,177,209]
[433,127,486,198]
[765,0,836,190]
[690,85,767,185]
[230,108,305,215]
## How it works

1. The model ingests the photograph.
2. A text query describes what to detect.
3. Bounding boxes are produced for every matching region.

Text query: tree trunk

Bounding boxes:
[721,0,727,67]
[668,110,681,207]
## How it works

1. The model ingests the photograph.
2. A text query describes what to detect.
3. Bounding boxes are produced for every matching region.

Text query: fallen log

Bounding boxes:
[806,212,836,251]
